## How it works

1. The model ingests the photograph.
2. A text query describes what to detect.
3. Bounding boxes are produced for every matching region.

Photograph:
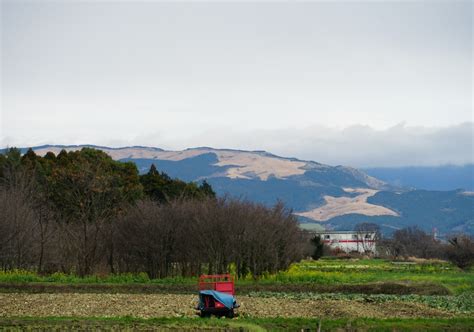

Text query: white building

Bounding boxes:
[314,231,377,254]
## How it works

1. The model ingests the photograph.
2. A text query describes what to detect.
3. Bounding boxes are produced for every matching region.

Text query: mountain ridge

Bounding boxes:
[25,144,384,186]
[3,144,473,235]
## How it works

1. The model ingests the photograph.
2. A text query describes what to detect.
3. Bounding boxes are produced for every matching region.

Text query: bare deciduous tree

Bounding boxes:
[354,222,381,254]
[114,198,305,278]
[445,235,474,270]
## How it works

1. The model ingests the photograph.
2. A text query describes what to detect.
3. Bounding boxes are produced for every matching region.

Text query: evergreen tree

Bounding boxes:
[200,180,216,198]
[140,165,217,202]
[140,164,169,202]
[311,235,324,260]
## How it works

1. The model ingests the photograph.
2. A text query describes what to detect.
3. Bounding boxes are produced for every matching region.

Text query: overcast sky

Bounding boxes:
[1,1,472,167]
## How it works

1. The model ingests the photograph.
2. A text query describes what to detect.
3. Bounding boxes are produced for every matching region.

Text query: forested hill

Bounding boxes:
[0,147,216,204]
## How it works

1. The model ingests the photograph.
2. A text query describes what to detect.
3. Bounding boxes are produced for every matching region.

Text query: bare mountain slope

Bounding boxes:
[296,188,399,221]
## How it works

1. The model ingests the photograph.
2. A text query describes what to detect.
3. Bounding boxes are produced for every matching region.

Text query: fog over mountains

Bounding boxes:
[364,165,474,192]
[13,145,474,235]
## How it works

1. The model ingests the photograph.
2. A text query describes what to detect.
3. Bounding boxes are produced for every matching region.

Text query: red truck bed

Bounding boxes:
[198,274,235,295]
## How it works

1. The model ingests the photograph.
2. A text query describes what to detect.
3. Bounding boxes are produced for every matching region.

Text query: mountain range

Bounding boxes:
[6,145,474,236]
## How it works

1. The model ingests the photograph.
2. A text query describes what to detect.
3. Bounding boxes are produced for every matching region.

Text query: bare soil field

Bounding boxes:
[0,293,457,319]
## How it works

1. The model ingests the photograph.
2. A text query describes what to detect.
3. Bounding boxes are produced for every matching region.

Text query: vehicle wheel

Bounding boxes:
[200,311,210,318]
[226,309,234,318]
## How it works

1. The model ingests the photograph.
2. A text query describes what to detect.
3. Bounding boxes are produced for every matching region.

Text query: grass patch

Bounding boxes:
[0,316,473,331]
[0,270,195,285]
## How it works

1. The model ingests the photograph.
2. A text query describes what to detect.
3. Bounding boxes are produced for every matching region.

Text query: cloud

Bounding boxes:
[2,1,471,168]
[143,122,473,168]
[295,123,474,167]
[1,122,472,168]
[290,122,474,167]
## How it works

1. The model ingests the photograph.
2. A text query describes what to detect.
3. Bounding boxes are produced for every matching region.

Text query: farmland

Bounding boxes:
[1,258,473,331]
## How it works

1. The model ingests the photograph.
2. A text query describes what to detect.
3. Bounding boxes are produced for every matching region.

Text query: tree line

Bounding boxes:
[310,222,473,270]
[379,226,473,270]
[0,148,305,277]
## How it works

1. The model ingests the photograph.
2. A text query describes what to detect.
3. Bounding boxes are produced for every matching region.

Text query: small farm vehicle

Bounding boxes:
[196,274,239,318]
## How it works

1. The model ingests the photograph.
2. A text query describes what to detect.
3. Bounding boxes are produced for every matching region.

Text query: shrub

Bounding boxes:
[445,235,474,271]
[310,235,324,260]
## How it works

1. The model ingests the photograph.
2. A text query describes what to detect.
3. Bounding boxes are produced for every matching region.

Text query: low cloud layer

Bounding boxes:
[2,122,472,168]
[165,122,474,168]
[265,122,474,168]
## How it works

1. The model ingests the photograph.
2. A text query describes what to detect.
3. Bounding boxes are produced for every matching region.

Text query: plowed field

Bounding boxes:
[0,293,456,319]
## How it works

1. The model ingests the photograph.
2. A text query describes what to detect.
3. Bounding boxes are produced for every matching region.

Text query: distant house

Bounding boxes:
[313,231,377,254]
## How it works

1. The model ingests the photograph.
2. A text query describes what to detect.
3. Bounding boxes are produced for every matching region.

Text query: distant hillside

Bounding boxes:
[6,145,473,236]
[364,165,474,191]
[323,190,474,235]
